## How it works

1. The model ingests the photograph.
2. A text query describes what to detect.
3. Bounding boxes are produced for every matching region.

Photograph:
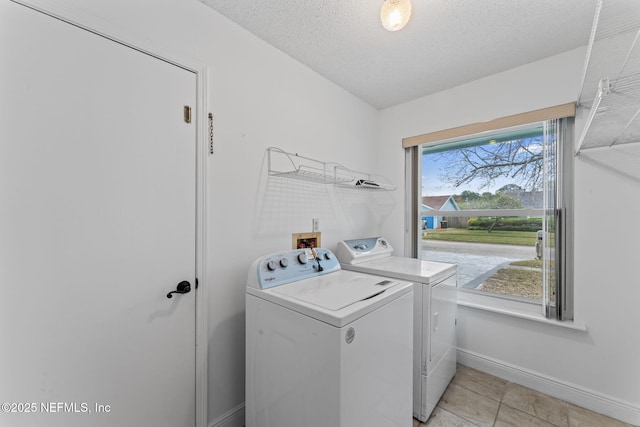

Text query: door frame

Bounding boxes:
[9,1,210,426]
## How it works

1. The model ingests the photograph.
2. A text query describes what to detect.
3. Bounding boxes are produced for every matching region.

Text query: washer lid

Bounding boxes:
[247,270,413,327]
[271,273,398,311]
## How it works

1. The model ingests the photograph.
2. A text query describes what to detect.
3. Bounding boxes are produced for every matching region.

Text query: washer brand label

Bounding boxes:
[345,327,355,344]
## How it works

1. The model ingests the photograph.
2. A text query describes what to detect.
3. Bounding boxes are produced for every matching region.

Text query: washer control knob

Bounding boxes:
[266,260,277,271]
[297,252,308,264]
[324,252,332,260]
[279,258,289,268]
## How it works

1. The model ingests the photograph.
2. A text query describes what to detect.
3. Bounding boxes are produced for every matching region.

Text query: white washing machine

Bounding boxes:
[336,237,457,423]
[246,247,414,427]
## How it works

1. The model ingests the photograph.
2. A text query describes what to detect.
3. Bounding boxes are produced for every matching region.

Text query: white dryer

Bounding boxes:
[246,247,414,427]
[337,237,457,423]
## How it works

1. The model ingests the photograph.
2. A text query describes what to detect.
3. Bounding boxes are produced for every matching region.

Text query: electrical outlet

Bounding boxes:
[312,218,319,232]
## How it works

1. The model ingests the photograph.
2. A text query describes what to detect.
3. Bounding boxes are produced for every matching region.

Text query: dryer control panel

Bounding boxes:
[248,248,340,289]
[336,237,394,265]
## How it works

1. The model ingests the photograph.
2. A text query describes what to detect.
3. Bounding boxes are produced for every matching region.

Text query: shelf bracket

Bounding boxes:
[576,77,610,156]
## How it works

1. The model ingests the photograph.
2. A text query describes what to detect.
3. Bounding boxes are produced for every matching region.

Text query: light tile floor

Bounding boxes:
[414,365,637,427]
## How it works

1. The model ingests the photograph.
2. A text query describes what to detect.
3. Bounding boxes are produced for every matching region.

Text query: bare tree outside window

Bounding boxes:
[432,137,547,194]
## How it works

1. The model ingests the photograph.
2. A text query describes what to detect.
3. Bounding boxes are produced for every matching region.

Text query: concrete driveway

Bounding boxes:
[420,239,536,288]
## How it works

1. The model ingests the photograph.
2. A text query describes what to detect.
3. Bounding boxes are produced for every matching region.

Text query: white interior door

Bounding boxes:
[1,2,197,426]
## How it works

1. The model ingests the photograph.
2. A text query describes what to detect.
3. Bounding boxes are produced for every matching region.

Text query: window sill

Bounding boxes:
[456,291,587,332]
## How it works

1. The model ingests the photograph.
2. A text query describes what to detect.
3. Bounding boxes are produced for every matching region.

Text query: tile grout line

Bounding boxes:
[492,401,502,427]
[492,379,510,427]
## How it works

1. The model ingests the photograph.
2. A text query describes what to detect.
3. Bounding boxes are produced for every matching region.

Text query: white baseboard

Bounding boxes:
[457,348,640,426]
[209,403,245,427]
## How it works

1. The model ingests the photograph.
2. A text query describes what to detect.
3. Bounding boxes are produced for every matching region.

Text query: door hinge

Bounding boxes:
[195,278,199,289]
[183,105,192,123]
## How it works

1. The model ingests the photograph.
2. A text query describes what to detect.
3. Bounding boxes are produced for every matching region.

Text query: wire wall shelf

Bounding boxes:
[267,147,353,185]
[577,0,640,154]
[266,147,396,191]
[334,166,396,191]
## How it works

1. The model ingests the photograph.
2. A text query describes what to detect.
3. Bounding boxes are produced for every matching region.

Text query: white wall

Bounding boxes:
[379,48,640,424]
[16,1,383,425]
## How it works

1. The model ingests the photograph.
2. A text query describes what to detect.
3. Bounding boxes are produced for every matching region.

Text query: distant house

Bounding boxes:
[502,189,543,209]
[421,195,460,229]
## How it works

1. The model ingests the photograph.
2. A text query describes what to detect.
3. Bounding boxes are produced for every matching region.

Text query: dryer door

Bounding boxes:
[428,275,457,372]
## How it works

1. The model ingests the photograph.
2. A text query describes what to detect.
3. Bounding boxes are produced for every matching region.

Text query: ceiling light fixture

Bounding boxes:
[380,0,412,32]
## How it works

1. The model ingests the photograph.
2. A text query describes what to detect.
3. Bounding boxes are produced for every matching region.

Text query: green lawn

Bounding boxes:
[423,228,537,246]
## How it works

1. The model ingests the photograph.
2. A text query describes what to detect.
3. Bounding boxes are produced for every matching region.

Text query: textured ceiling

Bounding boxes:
[200,0,598,109]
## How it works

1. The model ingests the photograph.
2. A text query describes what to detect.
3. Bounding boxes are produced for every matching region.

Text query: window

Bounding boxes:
[404,106,574,320]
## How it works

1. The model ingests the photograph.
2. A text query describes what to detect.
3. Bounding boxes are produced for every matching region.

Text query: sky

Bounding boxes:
[421,153,513,197]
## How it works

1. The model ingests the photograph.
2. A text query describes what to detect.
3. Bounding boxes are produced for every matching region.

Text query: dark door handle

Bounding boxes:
[166,281,191,298]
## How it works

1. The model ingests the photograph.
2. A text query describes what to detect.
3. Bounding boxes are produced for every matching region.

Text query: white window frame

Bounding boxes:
[404,105,574,321]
